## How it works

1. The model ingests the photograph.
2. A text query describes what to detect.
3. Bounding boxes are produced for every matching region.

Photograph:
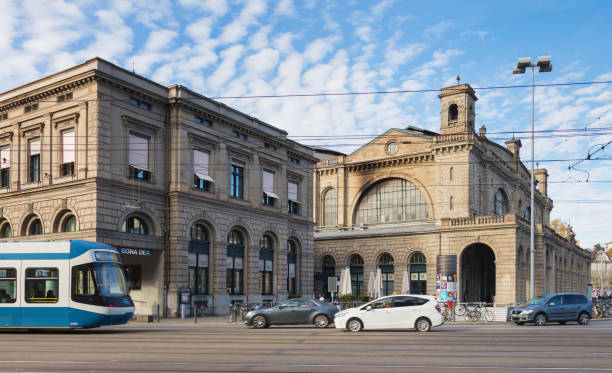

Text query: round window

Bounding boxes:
[386,142,398,155]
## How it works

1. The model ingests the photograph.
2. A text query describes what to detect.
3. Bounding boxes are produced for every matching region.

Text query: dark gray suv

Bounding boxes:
[510,293,591,326]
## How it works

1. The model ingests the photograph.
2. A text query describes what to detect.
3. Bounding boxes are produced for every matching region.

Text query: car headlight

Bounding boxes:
[246,311,255,317]
[335,311,349,318]
[521,310,534,315]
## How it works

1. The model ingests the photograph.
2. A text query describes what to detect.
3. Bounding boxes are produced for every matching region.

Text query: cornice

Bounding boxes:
[346,153,434,173]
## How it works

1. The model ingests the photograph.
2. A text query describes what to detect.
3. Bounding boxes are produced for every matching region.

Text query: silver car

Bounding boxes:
[244,298,339,328]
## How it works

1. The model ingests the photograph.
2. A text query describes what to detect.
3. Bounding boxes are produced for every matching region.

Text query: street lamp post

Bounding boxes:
[513,56,552,299]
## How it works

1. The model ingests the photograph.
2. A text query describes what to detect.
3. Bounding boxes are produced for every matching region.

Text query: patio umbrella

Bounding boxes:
[402,269,410,294]
[367,271,375,299]
[339,267,352,296]
[374,267,383,299]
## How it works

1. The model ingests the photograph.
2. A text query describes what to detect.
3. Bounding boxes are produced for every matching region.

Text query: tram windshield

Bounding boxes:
[92,262,128,297]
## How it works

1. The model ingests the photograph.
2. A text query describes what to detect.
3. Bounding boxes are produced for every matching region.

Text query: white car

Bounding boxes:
[334,295,444,332]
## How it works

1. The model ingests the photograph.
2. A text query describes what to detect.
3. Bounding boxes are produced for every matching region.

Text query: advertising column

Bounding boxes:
[436,255,458,306]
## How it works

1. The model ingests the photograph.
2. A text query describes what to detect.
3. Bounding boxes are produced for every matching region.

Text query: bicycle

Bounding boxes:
[466,303,494,322]
[455,303,467,316]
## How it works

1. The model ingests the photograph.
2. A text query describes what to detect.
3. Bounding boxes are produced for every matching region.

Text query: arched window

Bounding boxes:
[122,216,148,235]
[409,252,427,295]
[28,219,43,236]
[354,178,428,225]
[259,234,274,295]
[449,196,454,211]
[189,223,210,295]
[226,229,244,295]
[349,254,364,296]
[61,215,77,232]
[378,253,395,296]
[0,220,11,238]
[322,188,337,226]
[448,104,459,122]
[493,188,508,215]
[449,167,454,180]
[287,240,298,295]
[524,206,531,221]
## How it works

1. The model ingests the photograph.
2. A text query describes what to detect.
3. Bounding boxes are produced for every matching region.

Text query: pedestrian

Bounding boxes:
[318,293,325,302]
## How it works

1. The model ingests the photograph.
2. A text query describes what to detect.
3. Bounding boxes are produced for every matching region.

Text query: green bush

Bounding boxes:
[340,295,355,303]
[356,295,370,302]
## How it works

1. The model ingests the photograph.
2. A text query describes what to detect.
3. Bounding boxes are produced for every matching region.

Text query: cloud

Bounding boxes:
[219,0,267,44]
[461,30,489,40]
[179,0,229,16]
[243,48,280,75]
[424,21,453,39]
[145,29,178,51]
[208,44,244,90]
[304,38,335,64]
[275,0,295,16]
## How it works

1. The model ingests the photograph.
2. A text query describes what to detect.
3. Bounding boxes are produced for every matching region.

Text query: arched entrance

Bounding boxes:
[409,252,427,295]
[460,243,495,303]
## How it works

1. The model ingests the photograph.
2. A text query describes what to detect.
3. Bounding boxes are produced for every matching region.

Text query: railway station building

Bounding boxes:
[313,83,591,304]
[0,58,316,317]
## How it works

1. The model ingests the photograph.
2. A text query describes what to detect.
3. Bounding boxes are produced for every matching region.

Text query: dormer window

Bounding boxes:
[448,104,458,123]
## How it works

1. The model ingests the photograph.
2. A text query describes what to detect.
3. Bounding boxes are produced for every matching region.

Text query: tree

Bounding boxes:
[593,243,605,252]
[550,219,571,237]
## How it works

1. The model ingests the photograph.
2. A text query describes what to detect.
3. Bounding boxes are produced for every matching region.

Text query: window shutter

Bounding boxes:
[193,150,214,182]
[128,133,149,170]
[62,129,75,163]
[263,170,279,199]
[288,182,299,202]
[30,139,40,156]
[0,146,9,169]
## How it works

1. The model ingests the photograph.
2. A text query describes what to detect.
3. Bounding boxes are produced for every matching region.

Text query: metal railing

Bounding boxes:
[227,303,272,323]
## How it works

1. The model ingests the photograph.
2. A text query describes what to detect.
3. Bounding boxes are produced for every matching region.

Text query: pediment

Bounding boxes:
[347,128,434,163]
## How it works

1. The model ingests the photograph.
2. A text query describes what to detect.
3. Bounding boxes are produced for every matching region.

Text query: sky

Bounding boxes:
[1,0,611,249]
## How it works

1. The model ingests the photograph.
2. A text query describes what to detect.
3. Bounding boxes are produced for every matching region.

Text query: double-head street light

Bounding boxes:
[513,56,552,299]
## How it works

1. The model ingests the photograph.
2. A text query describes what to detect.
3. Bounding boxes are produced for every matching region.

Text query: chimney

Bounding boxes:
[534,169,548,196]
[479,125,487,137]
[505,139,522,171]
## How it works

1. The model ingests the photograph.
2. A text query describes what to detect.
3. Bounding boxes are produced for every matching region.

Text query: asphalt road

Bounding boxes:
[0,319,611,372]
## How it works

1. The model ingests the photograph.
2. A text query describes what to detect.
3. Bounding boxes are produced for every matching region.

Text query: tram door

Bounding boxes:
[19,261,69,327]
[0,261,20,327]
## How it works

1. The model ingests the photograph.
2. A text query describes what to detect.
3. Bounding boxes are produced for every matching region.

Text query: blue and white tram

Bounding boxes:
[0,240,134,328]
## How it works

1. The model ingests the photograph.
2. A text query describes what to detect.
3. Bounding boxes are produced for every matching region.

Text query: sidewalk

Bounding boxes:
[124,315,243,328]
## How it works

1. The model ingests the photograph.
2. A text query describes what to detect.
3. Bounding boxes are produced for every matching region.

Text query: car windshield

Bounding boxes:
[92,262,128,297]
[527,295,547,305]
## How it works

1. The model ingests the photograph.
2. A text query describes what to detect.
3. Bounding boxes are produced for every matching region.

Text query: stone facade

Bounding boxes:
[313,84,591,304]
[0,58,316,317]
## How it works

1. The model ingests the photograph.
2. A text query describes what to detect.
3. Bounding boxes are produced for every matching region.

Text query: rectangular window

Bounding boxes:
[288,181,300,214]
[230,164,244,199]
[24,103,39,113]
[0,113,7,121]
[72,264,96,296]
[57,92,73,102]
[226,256,243,295]
[129,98,151,111]
[25,268,59,303]
[0,268,16,303]
[195,116,212,127]
[29,138,40,183]
[232,130,247,140]
[128,133,151,181]
[0,145,9,188]
[264,143,276,151]
[262,170,278,206]
[259,259,273,295]
[193,150,214,191]
[287,263,296,294]
[61,129,75,177]
[288,156,300,164]
[188,253,208,294]
[123,265,142,291]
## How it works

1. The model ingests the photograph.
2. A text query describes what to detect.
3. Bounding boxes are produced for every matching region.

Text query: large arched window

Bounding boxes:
[349,254,364,296]
[287,240,298,295]
[523,206,531,221]
[259,234,274,295]
[322,188,337,226]
[354,178,428,225]
[189,223,209,295]
[0,220,11,238]
[226,229,244,295]
[493,188,508,215]
[28,218,43,236]
[62,215,77,232]
[321,255,336,298]
[378,253,395,296]
[122,216,148,235]
[409,252,427,295]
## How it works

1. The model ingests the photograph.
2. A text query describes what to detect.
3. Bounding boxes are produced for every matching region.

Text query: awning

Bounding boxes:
[194,172,215,183]
[264,191,279,199]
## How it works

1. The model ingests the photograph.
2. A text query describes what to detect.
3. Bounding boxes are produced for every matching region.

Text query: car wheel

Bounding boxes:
[347,318,363,332]
[314,314,329,328]
[558,321,566,325]
[534,313,547,326]
[252,315,267,329]
[578,312,590,325]
[415,317,432,332]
